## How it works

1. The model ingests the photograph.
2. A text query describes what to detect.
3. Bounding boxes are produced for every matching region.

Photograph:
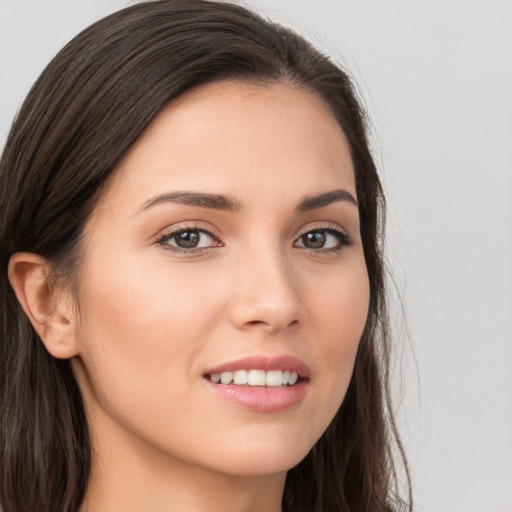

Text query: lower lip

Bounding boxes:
[204,379,309,412]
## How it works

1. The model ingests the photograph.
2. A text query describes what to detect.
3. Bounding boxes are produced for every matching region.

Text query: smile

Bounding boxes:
[204,356,310,412]
[208,369,299,387]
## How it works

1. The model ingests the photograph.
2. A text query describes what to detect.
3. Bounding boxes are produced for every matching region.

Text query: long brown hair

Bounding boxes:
[0,1,411,511]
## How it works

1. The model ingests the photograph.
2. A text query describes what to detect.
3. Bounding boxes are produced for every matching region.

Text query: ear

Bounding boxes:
[8,252,80,359]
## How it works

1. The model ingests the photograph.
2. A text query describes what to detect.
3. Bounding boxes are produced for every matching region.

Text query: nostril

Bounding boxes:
[244,318,300,332]
[229,296,305,332]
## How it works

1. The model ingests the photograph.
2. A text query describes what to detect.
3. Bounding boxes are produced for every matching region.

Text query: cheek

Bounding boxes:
[81,253,218,342]
[304,255,369,421]
[75,256,222,410]
[73,255,234,463]
[307,251,369,346]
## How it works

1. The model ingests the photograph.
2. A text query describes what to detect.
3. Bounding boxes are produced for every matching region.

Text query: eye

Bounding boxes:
[157,227,221,252]
[294,228,351,252]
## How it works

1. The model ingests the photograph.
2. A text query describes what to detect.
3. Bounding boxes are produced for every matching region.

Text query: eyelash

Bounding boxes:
[295,224,353,254]
[155,224,353,254]
[156,224,221,254]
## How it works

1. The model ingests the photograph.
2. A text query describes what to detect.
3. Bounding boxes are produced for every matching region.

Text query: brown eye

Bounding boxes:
[158,228,221,251]
[174,230,200,248]
[301,231,326,249]
[294,228,351,251]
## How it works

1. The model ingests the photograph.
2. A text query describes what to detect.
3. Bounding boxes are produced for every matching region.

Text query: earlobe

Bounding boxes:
[8,252,80,359]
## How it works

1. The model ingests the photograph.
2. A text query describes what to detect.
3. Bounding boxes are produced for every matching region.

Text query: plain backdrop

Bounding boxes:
[1,1,511,511]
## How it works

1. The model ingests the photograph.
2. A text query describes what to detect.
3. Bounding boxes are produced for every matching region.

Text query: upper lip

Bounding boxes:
[204,355,310,379]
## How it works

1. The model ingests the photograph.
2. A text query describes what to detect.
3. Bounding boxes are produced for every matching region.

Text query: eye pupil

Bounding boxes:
[175,230,200,248]
[303,231,325,249]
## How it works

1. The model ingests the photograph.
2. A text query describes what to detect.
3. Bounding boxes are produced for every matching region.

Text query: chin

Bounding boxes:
[197,431,316,477]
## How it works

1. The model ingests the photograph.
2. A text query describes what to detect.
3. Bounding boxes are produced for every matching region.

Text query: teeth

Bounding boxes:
[233,370,248,385]
[209,369,299,387]
[248,369,266,386]
[220,371,233,385]
[266,370,283,386]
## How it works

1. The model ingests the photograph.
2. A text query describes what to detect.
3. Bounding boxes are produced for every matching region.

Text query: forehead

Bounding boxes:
[95,80,355,215]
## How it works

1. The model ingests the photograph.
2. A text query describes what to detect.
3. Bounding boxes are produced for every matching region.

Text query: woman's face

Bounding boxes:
[71,81,369,477]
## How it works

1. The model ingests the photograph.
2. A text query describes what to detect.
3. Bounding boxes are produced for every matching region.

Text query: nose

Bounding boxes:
[228,249,306,334]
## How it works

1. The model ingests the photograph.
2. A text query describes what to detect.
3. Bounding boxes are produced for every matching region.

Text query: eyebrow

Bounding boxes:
[296,189,358,211]
[138,191,242,213]
[137,188,357,214]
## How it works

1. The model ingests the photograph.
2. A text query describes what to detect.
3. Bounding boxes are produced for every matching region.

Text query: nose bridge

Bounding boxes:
[229,239,305,332]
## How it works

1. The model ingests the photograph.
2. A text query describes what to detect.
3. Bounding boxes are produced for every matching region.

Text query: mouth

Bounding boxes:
[206,369,300,387]
[203,355,310,412]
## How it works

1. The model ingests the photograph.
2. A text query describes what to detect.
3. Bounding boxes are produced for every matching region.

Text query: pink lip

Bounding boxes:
[205,355,310,378]
[203,355,310,413]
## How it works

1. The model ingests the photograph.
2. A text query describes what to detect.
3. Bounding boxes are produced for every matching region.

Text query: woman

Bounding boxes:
[0,1,411,511]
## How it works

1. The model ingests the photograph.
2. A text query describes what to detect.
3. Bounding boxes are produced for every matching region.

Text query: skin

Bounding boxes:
[9,81,369,512]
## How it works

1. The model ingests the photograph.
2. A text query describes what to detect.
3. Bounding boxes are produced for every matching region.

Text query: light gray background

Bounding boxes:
[1,1,511,511]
